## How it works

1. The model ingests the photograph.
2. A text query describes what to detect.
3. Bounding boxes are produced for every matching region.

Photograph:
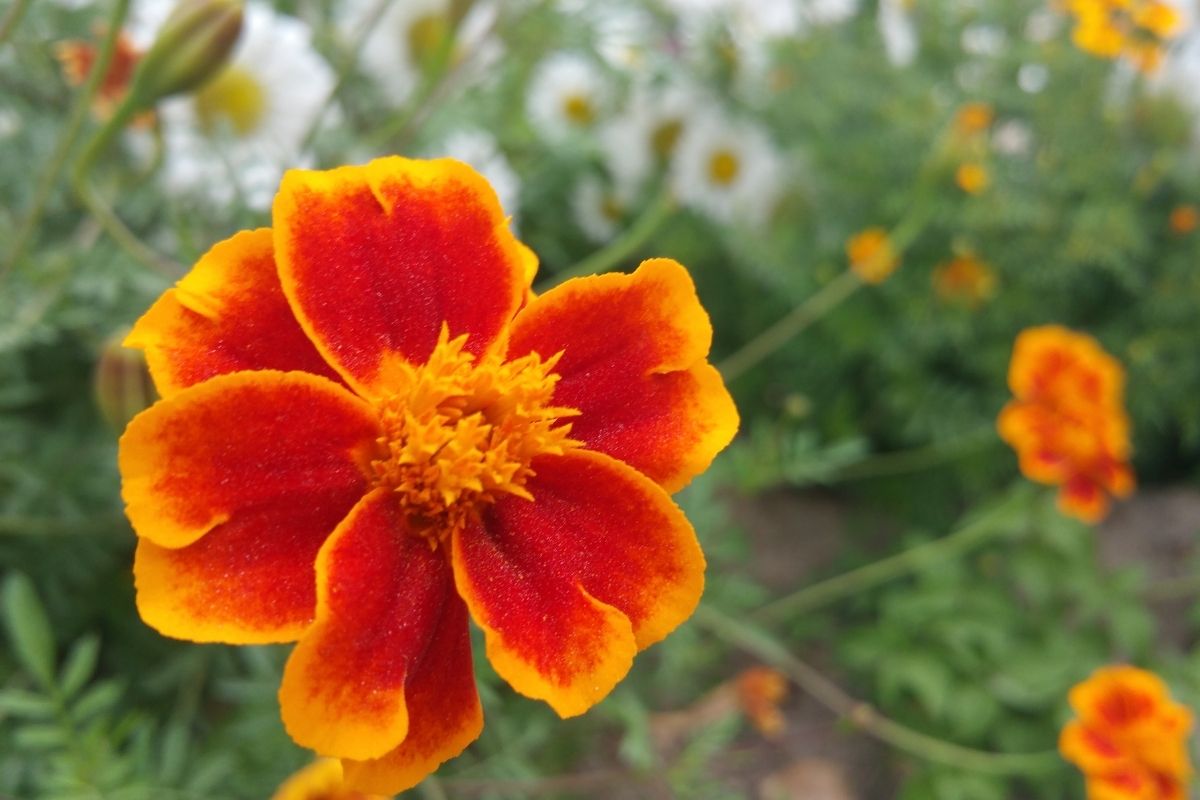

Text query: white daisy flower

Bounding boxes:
[141,2,334,210]
[879,0,918,67]
[572,175,637,243]
[526,52,612,141]
[670,110,784,227]
[599,79,700,194]
[340,0,502,106]
[428,129,520,226]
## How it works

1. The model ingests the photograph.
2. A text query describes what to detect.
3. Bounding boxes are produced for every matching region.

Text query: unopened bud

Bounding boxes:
[94,329,157,432]
[127,0,243,108]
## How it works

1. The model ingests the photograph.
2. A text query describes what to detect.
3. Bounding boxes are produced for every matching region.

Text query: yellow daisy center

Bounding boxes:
[707,149,741,187]
[194,66,266,137]
[369,328,579,546]
[651,119,683,159]
[563,93,596,126]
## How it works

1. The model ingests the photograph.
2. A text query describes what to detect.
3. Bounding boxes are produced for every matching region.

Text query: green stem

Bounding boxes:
[694,605,1059,776]
[0,0,31,46]
[71,89,183,278]
[832,425,997,482]
[718,270,861,383]
[752,489,1030,623]
[546,186,676,288]
[1,0,131,282]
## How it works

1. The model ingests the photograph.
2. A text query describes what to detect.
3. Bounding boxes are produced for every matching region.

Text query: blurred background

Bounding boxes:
[2,0,1200,797]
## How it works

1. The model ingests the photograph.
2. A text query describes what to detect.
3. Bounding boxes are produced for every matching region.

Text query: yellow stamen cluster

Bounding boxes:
[369,328,579,546]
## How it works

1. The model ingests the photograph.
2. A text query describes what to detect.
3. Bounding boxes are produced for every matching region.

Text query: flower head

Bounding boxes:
[1169,204,1198,235]
[933,251,996,306]
[735,666,789,738]
[955,162,990,194]
[846,227,900,284]
[997,325,1134,523]
[954,102,994,137]
[1064,0,1183,72]
[119,156,738,793]
[1060,666,1193,799]
[526,52,612,141]
[56,28,150,123]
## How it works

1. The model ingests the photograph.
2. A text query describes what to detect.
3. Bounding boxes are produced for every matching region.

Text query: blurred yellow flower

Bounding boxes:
[933,252,996,307]
[847,228,900,284]
[735,666,789,738]
[955,162,990,194]
[1064,0,1183,72]
[1170,204,1199,235]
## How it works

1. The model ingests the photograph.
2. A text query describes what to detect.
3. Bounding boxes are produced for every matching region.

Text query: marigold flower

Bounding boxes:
[1063,0,1182,71]
[846,227,900,284]
[955,162,990,195]
[118,156,738,793]
[735,666,789,738]
[932,252,996,307]
[1169,204,1198,235]
[55,29,152,124]
[997,325,1134,523]
[271,759,386,800]
[953,102,993,137]
[1060,665,1194,800]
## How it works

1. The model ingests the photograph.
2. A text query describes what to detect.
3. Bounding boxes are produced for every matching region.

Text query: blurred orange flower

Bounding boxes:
[735,666,789,738]
[847,228,899,284]
[997,325,1134,523]
[1169,205,1198,235]
[953,102,993,137]
[933,252,996,307]
[1060,665,1193,800]
[55,29,152,124]
[955,162,990,195]
[1064,0,1182,72]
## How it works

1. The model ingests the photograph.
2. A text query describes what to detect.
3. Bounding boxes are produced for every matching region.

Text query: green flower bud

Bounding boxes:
[94,329,157,432]
[127,0,244,109]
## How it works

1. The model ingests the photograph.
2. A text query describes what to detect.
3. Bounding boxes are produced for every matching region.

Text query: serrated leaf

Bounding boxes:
[58,635,100,699]
[0,688,56,718]
[2,572,56,689]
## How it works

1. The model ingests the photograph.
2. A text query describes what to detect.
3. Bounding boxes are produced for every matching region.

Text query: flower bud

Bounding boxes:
[127,0,243,109]
[94,329,157,432]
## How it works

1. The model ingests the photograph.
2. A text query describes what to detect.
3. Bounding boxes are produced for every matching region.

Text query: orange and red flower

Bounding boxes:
[118,156,738,793]
[1060,666,1194,800]
[997,325,1133,523]
[846,227,899,284]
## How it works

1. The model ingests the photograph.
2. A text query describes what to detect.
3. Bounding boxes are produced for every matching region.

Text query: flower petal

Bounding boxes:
[279,489,480,765]
[125,228,342,398]
[452,449,704,718]
[507,258,737,492]
[273,157,529,396]
[120,370,379,551]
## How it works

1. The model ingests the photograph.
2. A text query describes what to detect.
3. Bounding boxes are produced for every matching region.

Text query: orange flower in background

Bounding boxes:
[55,29,152,124]
[846,227,900,284]
[997,325,1134,523]
[933,252,996,307]
[736,666,789,738]
[271,759,386,800]
[1169,205,1198,235]
[955,162,990,195]
[1060,666,1193,800]
[953,102,993,137]
[118,157,738,793]
[1063,0,1183,72]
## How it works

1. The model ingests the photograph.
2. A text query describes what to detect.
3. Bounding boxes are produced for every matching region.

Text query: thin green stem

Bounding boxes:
[71,86,183,278]
[718,270,861,383]
[545,186,676,288]
[832,425,997,482]
[752,489,1030,623]
[0,0,31,47]
[2,0,131,283]
[695,605,1059,776]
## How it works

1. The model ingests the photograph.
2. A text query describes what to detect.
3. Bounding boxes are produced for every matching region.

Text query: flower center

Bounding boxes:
[194,66,266,137]
[707,149,741,186]
[651,118,683,159]
[563,93,596,126]
[369,328,579,546]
